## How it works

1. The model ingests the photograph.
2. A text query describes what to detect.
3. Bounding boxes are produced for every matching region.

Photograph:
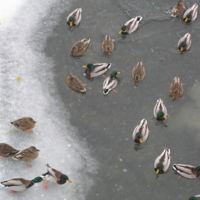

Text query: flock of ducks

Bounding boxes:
[0,117,72,193]
[1,1,199,198]
[65,1,200,200]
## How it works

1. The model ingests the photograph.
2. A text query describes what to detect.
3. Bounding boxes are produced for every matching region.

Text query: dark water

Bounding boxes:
[2,0,199,199]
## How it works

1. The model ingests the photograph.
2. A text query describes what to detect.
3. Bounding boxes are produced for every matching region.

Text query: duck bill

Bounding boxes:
[139,138,143,143]
[42,178,47,181]
[69,22,73,26]
[118,30,122,34]
[68,179,72,183]
[117,72,121,74]
[156,169,160,174]
[163,116,167,119]
[184,18,189,22]
[82,65,87,68]
[180,47,184,51]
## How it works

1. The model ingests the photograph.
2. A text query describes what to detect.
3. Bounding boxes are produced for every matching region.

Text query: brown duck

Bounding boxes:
[70,38,90,56]
[0,143,19,158]
[12,146,40,168]
[10,117,37,133]
[101,35,115,55]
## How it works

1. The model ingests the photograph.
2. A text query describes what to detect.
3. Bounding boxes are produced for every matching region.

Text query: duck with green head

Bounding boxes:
[102,71,121,95]
[0,176,45,193]
[42,164,72,189]
[83,63,111,78]
[178,33,191,52]
[154,148,171,174]
[183,4,198,22]
[118,16,142,35]
[66,8,82,26]
[132,119,149,144]
[153,98,168,121]
[173,164,200,179]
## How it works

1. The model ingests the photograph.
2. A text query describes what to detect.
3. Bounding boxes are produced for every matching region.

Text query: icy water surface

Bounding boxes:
[1,0,200,199]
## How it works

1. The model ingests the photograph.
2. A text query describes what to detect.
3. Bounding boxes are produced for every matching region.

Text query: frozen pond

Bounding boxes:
[1,0,200,199]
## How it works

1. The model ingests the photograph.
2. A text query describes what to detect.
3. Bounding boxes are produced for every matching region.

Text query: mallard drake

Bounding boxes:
[189,195,200,200]
[102,71,121,95]
[66,8,82,26]
[0,176,45,193]
[153,98,168,121]
[132,119,149,144]
[70,38,90,56]
[66,73,86,93]
[41,164,72,189]
[172,164,200,179]
[171,0,186,17]
[101,35,115,55]
[0,143,19,158]
[132,61,146,85]
[12,146,40,168]
[83,63,111,78]
[154,148,171,174]
[169,76,184,99]
[118,16,142,35]
[10,117,37,133]
[178,33,191,52]
[183,4,198,22]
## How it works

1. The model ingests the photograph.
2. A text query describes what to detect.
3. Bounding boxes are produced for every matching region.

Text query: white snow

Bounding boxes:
[0,0,97,199]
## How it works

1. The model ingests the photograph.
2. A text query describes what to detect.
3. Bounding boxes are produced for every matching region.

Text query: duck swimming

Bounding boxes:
[66,8,82,26]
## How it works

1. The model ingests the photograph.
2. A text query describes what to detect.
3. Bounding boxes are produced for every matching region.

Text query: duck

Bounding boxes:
[102,71,121,95]
[101,35,115,55]
[177,33,191,52]
[154,148,171,174]
[41,164,72,189]
[83,63,111,78]
[172,164,200,179]
[70,38,90,56]
[171,0,186,17]
[132,61,146,85]
[132,119,149,144]
[183,4,198,22]
[189,195,200,200]
[153,98,168,121]
[66,8,82,26]
[169,76,184,99]
[12,146,40,168]
[10,117,37,133]
[66,73,86,93]
[0,176,45,193]
[118,16,142,35]
[0,143,19,158]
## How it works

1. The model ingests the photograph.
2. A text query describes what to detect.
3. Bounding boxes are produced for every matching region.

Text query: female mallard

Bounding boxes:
[132,119,149,144]
[70,38,90,56]
[178,33,191,52]
[154,148,171,174]
[169,76,184,99]
[102,71,121,95]
[12,146,40,168]
[83,63,111,78]
[66,8,82,26]
[41,164,72,189]
[0,176,45,193]
[66,73,86,93]
[189,195,200,200]
[183,4,198,22]
[10,117,37,133]
[171,0,186,17]
[132,61,146,85]
[153,98,168,121]
[118,16,142,35]
[101,35,115,55]
[0,143,19,158]
[172,164,200,179]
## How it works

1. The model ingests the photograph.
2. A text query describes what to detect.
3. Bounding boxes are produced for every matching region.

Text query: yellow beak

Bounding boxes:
[83,65,87,68]
[42,178,47,181]
[156,169,160,174]
[118,30,122,34]
[139,138,143,143]
[117,72,121,74]
[68,179,72,183]
[70,22,73,26]
[163,116,167,119]
[185,18,188,22]
[180,47,184,52]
